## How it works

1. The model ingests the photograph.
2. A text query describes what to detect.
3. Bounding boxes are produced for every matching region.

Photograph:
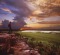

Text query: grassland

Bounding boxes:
[18,31,60,46]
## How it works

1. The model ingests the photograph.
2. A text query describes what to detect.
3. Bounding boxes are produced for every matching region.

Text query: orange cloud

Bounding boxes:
[38,21,60,24]
[1,8,12,13]
[27,0,60,21]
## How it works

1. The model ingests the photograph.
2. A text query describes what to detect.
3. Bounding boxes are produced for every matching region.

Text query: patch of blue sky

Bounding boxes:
[0,3,19,12]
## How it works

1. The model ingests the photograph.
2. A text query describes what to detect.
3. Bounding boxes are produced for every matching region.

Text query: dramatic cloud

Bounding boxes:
[27,0,60,20]
[0,0,32,28]
[0,0,60,21]
[0,0,60,29]
[13,15,26,28]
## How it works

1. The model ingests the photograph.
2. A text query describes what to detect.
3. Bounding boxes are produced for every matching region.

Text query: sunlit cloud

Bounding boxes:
[43,16,60,21]
[0,0,60,29]
[26,0,60,20]
[32,9,43,15]
[1,8,12,13]
[24,17,43,24]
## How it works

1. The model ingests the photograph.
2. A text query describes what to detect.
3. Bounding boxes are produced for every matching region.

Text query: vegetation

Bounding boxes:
[17,31,60,45]
[16,31,60,55]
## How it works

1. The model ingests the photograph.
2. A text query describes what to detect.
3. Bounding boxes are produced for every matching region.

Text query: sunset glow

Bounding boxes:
[25,23,60,29]
[32,9,43,15]
[0,0,60,30]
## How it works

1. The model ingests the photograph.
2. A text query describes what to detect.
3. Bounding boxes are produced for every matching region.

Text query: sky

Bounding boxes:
[0,0,60,29]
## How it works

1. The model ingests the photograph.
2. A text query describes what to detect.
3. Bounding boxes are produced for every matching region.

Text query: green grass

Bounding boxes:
[18,31,60,45]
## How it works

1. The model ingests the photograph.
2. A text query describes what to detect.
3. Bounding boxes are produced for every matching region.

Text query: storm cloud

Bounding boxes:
[0,0,32,29]
[0,0,60,29]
